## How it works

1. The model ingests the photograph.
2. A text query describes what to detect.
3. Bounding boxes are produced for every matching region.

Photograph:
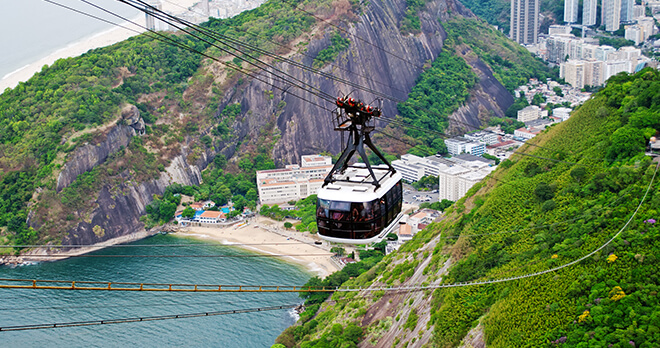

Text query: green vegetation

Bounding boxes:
[260,195,318,232]
[396,49,477,153]
[0,0,350,247]
[482,153,500,164]
[489,117,525,134]
[443,17,557,93]
[313,32,351,68]
[419,199,454,212]
[454,0,510,33]
[144,187,182,227]
[598,36,636,49]
[458,0,564,36]
[400,0,428,34]
[411,175,438,190]
[282,69,660,347]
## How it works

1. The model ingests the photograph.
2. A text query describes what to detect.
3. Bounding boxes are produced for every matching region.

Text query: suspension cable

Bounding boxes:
[0,304,299,332]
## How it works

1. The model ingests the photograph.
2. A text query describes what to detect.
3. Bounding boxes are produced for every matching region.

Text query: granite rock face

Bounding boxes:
[51,0,515,245]
[223,0,512,166]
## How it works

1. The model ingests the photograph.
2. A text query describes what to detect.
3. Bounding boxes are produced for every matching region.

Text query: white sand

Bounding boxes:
[0,0,201,91]
[175,216,341,277]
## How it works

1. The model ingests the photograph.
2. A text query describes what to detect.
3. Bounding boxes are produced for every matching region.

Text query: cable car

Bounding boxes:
[317,164,402,244]
[316,96,403,244]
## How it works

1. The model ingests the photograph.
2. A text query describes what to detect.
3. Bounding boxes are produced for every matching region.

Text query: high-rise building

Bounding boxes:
[583,0,598,26]
[511,0,540,44]
[560,60,586,88]
[602,0,622,32]
[144,1,163,31]
[620,0,634,21]
[565,0,579,23]
[201,0,210,16]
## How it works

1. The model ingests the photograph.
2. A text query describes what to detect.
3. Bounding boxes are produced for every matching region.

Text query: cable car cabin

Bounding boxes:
[317,165,403,244]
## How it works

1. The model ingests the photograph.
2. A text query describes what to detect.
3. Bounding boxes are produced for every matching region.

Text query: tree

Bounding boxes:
[330,247,346,256]
[553,86,564,97]
[159,201,177,221]
[246,188,258,202]
[531,93,546,106]
[607,126,646,161]
[284,222,293,229]
[535,182,554,202]
[232,195,247,211]
[570,167,587,182]
[182,207,195,219]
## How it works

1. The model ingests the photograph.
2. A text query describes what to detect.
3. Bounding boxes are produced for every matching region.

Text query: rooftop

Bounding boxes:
[200,211,225,219]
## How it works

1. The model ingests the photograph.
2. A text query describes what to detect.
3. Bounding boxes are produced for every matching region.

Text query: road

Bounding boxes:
[402,184,439,205]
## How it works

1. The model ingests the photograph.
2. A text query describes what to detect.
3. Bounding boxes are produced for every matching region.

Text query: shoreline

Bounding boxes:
[0,228,159,266]
[0,16,146,92]
[0,217,340,278]
[174,216,341,277]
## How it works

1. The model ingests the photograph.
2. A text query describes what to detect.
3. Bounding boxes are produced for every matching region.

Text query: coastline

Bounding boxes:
[0,16,146,92]
[174,216,341,277]
[0,228,159,266]
[0,216,340,278]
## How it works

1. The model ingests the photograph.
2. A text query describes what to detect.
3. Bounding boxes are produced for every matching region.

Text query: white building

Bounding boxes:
[511,0,540,44]
[549,25,572,35]
[514,127,542,140]
[256,155,332,204]
[197,211,226,224]
[595,46,617,61]
[392,154,427,182]
[603,0,622,32]
[621,0,634,22]
[391,154,453,183]
[553,107,573,121]
[584,0,598,26]
[561,60,586,88]
[464,131,499,145]
[565,0,579,23]
[633,5,646,19]
[517,105,543,122]
[625,24,643,45]
[445,137,486,156]
[438,165,495,201]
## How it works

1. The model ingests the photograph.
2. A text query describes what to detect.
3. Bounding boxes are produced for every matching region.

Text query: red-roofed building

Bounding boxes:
[190,203,204,211]
[196,210,226,223]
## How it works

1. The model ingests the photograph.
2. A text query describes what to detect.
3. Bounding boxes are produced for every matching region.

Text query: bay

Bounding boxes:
[0,0,139,80]
[0,234,310,347]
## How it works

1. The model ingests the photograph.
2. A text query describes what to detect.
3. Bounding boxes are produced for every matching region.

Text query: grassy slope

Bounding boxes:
[285,69,660,348]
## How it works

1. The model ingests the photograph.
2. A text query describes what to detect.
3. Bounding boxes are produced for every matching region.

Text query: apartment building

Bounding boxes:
[256,155,332,204]
[511,0,540,44]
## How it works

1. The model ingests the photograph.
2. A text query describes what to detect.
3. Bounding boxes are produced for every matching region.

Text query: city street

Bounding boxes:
[402,184,439,204]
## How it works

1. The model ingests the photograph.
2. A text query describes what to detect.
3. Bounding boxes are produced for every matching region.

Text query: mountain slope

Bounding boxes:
[0,0,551,254]
[278,69,660,347]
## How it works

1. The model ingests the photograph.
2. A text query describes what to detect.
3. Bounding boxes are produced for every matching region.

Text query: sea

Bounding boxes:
[0,0,140,83]
[0,234,311,347]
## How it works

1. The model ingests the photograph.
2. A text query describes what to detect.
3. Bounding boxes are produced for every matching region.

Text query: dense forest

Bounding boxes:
[393,17,555,155]
[0,0,347,250]
[278,68,660,347]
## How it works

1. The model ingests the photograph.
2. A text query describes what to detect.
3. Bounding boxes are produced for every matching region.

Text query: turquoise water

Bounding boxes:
[0,235,311,347]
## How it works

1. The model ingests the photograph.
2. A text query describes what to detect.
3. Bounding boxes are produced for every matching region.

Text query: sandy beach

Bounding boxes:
[0,0,202,91]
[0,16,145,92]
[175,216,341,277]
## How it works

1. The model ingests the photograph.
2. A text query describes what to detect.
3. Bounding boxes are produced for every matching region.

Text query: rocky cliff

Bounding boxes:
[223,0,513,165]
[56,105,146,192]
[35,0,516,247]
